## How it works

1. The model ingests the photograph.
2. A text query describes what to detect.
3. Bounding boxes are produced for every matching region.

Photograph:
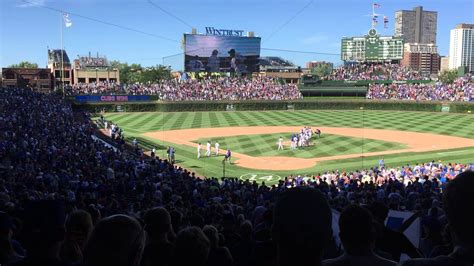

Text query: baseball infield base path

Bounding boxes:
[143,126,474,171]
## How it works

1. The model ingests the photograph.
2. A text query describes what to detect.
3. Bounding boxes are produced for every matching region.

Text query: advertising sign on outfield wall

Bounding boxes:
[74,95,151,103]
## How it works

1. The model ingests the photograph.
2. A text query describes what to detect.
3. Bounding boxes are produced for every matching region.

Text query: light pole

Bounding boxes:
[222,158,226,179]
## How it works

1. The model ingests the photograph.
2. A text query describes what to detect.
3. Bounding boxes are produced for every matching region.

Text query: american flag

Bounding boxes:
[373,3,381,8]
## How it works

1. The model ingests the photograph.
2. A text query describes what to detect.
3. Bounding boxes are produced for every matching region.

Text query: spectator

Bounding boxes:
[13,200,67,266]
[231,220,255,266]
[83,215,145,266]
[202,225,233,266]
[64,77,303,101]
[141,207,174,266]
[322,204,396,266]
[60,210,93,264]
[402,170,474,266]
[323,63,429,81]
[172,226,210,266]
[272,187,332,266]
[366,79,473,102]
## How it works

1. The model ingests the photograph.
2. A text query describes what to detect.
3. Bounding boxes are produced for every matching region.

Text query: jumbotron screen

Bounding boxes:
[184,34,261,73]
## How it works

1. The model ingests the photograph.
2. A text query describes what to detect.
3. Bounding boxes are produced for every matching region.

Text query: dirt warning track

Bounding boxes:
[143,126,474,171]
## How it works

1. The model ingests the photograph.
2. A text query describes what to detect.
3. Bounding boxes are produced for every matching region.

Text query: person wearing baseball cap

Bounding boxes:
[272,187,333,266]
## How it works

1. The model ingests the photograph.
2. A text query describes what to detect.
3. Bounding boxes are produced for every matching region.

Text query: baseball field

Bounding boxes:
[102,110,474,185]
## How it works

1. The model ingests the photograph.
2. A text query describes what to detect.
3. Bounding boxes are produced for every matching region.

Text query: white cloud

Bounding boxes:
[301,35,329,45]
[17,0,46,8]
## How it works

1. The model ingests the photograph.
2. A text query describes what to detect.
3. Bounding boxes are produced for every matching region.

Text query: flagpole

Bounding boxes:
[60,13,65,97]
[371,0,375,29]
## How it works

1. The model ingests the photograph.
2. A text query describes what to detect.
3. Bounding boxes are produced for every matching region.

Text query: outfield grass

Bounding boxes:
[102,110,474,184]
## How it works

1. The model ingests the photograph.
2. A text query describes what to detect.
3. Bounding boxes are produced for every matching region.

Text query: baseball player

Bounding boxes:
[291,137,296,150]
[224,149,232,164]
[206,141,211,157]
[215,141,220,156]
[197,143,201,159]
[277,136,284,150]
[169,147,175,164]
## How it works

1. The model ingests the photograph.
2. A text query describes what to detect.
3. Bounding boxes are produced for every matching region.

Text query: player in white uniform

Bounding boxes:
[197,143,201,158]
[277,136,284,150]
[215,141,220,156]
[206,141,211,157]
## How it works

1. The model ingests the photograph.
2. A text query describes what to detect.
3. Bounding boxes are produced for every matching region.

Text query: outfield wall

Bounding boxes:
[72,99,474,114]
[298,87,367,97]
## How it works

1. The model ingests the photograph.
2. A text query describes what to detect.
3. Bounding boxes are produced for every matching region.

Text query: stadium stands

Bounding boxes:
[367,77,473,101]
[323,63,430,81]
[66,77,303,100]
[1,87,473,266]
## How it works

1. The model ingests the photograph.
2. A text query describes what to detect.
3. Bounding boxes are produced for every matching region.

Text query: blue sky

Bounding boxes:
[1,0,473,70]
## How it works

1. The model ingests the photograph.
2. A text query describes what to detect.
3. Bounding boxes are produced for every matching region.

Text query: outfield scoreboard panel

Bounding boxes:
[341,29,404,62]
[184,34,261,73]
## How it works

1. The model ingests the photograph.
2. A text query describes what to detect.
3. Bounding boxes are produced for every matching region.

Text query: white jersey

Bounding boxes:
[197,144,202,158]
[215,142,220,155]
[206,142,211,156]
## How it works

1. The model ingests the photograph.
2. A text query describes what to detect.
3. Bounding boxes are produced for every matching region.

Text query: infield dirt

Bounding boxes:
[143,126,474,170]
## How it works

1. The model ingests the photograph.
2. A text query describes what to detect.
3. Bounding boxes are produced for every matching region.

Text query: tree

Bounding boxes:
[110,61,171,84]
[438,70,458,84]
[8,61,38,68]
[310,64,332,78]
[139,65,172,83]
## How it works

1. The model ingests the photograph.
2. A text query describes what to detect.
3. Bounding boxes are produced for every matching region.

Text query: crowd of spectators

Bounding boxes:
[367,77,474,101]
[65,81,123,95]
[1,87,473,266]
[65,77,302,101]
[323,63,430,81]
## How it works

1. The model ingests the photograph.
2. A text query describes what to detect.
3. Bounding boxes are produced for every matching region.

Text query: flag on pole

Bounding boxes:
[372,17,378,26]
[373,3,381,8]
[63,13,72,28]
[384,16,389,28]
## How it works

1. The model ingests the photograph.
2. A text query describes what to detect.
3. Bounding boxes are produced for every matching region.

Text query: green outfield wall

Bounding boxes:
[72,99,474,114]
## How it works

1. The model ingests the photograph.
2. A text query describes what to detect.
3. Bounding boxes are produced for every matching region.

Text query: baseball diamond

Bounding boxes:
[103,110,474,185]
[6,1,474,265]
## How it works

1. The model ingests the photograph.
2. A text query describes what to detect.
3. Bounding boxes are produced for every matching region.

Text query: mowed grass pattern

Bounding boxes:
[103,110,474,184]
[194,133,407,159]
